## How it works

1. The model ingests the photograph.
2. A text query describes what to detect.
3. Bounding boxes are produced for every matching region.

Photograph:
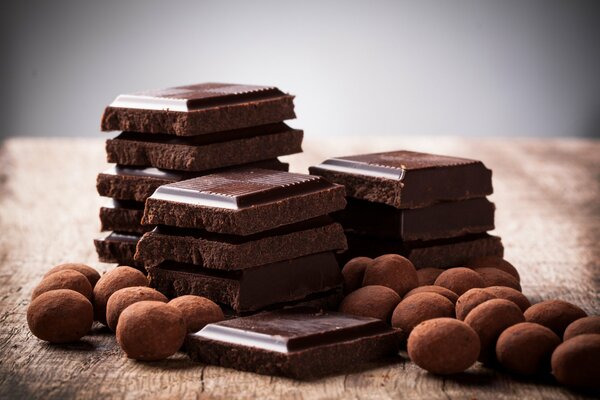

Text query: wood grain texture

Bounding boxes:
[0,137,598,400]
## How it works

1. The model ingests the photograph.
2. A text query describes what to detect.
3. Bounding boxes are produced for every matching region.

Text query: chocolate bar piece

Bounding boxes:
[99,200,149,234]
[186,307,402,379]
[101,83,296,136]
[106,123,303,171]
[309,151,493,209]
[340,233,504,268]
[97,159,288,202]
[135,217,347,269]
[143,169,346,235]
[93,232,143,269]
[147,252,342,312]
[336,198,495,241]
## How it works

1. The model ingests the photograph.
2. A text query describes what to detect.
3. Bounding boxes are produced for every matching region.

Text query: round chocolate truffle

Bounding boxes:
[341,257,372,294]
[169,295,224,333]
[392,292,454,334]
[563,316,600,341]
[116,301,186,361]
[27,289,93,343]
[464,256,520,282]
[32,270,93,301]
[551,334,600,389]
[407,318,480,375]
[339,285,401,322]
[455,288,497,321]
[434,267,485,296]
[496,322,561,375]
[484,286,531,312]
[93,266,148,325]
[404,285,459,304]
[106,286,168,332]
[362,254,418,296]
[475,267,521,291]
[524,299,587,337]
[464,298,525,363]
[44,263,101,288]
[416,268,444,286]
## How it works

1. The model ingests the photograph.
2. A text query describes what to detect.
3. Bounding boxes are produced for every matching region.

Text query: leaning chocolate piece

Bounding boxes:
[99,199,150,234]
[93,232,143,269]
[142,169,346,235]
[309,151,493,209]
[185,307,402,379]
[147,252,342,313]
[101,83,296,136]
[135,217,347,270]
[97,159,288,202]
[336,198,495,241]
[106,123,303,171]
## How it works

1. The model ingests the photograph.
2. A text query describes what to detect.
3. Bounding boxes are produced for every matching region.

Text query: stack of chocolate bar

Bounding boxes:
[134,168,348,313]
[310,150,504,268]
[93,83,301,268]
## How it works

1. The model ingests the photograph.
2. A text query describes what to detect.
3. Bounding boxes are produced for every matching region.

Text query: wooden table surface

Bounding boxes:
[0,136,599,400]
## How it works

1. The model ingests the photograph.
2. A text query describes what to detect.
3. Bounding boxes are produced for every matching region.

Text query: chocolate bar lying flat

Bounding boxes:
[101,83,296,136]
[341,233,504,268]
[336,198,495,241]
[143,169,346,235]
[93,232,143,269]
[186,307,402,379]
[99,200,150,234]
[97,159,288,202]
[309,151,493,209]
[147,252,342,312]
[106,123,303,171]
[135,217,347,269]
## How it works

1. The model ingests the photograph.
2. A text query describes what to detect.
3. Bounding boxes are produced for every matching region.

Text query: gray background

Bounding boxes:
[2,0,600,139]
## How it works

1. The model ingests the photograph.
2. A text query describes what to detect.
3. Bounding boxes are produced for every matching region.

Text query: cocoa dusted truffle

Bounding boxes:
[524,300,587,337]
[455,288,497,321]
[339,285,401,322]
[392,292,454,334]
[44,263,101,288]
[434,267,484,296]
[407,318,480,374]
[27,289,93,343]
[116,301,186,361]
[496,322,560,375]
[32,270,93,301]
[106,286,168,331]
[416,268,444,286]
[563,316,600,341]
[464,256,520,282]
[341,257,372,294]
[464,298,525,363]
[93,266,148,324]
[169,295,224,333]
[362,254,418,297]
[404,285,458,304]
[551,334,600,389]
[484,286,531,312]
[475,267,521,291]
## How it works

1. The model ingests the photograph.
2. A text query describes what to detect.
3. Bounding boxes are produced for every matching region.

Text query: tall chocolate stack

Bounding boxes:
[94,83,301,269]
[309,150,504,268]
[134,168,348,313]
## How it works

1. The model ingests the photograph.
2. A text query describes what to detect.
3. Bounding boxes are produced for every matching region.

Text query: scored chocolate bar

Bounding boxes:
[147,252,343,312]
[106,123,303,171]
[186,307,402,379]
[309,151,493,209]
[142,169,346,235]
[97,159,288,202]
[336,198,495,241]
[99,200,149,234]
[135,216,347,270]
[101,83,296,136]
[93,232,143,269]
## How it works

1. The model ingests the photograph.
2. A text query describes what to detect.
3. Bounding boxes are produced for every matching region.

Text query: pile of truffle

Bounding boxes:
[27,263,224,361]
[339,254,600,389]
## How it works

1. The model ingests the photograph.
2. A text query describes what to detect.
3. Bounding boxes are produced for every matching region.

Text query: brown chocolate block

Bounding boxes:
[147,252,342,312]
[340,233,504,269]
[101,83,296,136]
[97,159,288,202]
[142,169,346,235]
[106,123,303,171]
[185,307,402,379]
[93,232,143,269]
[99,200,149,234]
[135,217,347,269]
[309,151,493,209]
